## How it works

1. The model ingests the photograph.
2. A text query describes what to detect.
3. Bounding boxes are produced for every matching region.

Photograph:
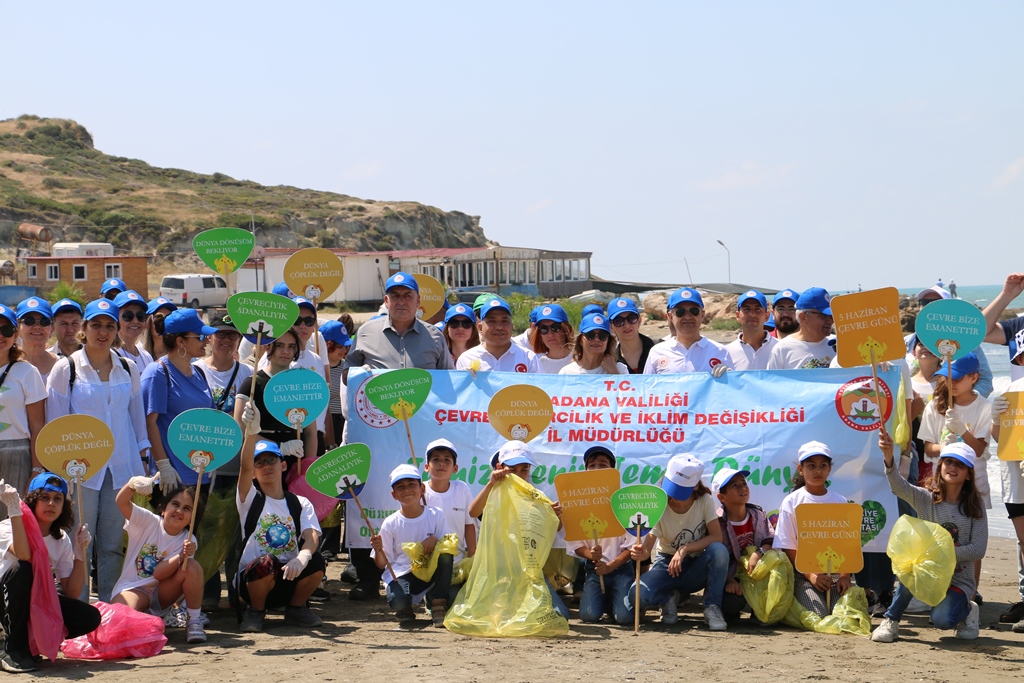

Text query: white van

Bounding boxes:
[159,274,228,309]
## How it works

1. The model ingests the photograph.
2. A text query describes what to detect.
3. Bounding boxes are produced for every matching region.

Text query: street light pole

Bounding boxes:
[716,240,731,283]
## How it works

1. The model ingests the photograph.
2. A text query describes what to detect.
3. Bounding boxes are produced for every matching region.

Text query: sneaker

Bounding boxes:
[1012,618,1024,633]
[703,605,727,631]
[284,605,323,628]
[340,564,359,584]
[186,619,207,644]
[0,650,38,674]
[309,586,331,603]
[871,618,899,643]
[240,607,266,633]
[1000,601,1024,624]
[974,591,984,606]
[349,583,379,601]
[954,601,980,640]
[396,607,416,622]
[661,591,679,624]
[163,605,188,628]
[430,599,447,628]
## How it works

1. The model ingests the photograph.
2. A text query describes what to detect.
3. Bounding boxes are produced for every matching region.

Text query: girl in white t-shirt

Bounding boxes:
[774,441,851,618]
[110,477,206,643]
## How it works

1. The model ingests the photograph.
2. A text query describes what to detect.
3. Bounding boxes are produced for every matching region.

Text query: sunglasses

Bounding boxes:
[253,457,279,469]
[672,306,702,318]
[120,311,147,322]
[611,313,639,327]
[214,330,241,341]
[447,318,474,330]
[20,315,51,327]
[583,331,610,342]
[181,334,207,342]
[538,323,564,335]
[295,316,317,327]
[0,325,16,338]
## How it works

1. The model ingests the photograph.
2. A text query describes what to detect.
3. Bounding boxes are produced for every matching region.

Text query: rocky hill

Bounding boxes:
[0,115,489,265]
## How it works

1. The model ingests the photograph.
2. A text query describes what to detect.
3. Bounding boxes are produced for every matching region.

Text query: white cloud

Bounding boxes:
[697,161,794,193]
[994,156,1024,189]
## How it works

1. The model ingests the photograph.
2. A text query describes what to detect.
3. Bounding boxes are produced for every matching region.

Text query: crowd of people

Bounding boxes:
[0,270,1023,671]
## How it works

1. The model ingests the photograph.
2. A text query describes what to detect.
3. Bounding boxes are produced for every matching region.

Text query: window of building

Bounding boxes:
[47,264,60,281]
[485,261,495,286]
[570,260,579,281]
[73,264,87,281]
[105,263,122,279]
[27,264,37,279]
[499,260,508,284]
[528,261,537,284]
[554,260,563,281]
[579,259,589,280]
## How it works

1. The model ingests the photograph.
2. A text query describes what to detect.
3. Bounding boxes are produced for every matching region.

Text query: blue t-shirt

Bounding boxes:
[141,359,215,485]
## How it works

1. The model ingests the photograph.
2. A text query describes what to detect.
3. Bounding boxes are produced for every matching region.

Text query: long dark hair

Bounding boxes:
[25,483,74,539]
[929,459,985,519]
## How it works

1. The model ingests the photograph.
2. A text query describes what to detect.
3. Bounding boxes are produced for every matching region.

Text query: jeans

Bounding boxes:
[579,561,635,625]
[386,553,455,611]
[546,580,569,619]
[77,471,125,602]
[625,542,729,611]
[884,581,970,628]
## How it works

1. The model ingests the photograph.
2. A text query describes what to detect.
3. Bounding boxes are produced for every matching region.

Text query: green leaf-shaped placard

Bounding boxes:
[192,227,255,275]
[304,443,373,500]
[364,369,432,421]
[168,408,244,473]
[227,292,299,338]
[264,368,330,430]
[611,484,667,538]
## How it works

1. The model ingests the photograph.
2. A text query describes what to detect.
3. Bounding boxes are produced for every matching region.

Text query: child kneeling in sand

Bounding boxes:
[712,467,774,622]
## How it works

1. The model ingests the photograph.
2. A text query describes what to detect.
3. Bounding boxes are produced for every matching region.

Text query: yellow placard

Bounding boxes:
[413,273,446,320]
[35,415,114,484]
[553,469,626,542]
[283,248,344,302]
[487,385,553,443]
[997,392,1024,461]
[794,503,864,574]
[830,287,905,368]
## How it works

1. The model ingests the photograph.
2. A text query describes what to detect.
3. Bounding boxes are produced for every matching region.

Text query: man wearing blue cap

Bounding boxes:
[771,288,800,339]
[725,290,777,370]
[100,278,127,300]
[49,298,83,359]
[643,288,731,375]
[767,287,836,370]
[456,297,539,373]
[512,304,543,351]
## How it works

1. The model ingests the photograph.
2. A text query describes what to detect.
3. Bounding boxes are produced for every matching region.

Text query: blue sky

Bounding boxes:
[4,2,1022,292]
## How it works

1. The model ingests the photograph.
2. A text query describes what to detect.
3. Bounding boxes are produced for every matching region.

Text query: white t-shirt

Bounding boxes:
[1000,377,1024,504]
[918,392,993,508]
[643,337,732,374]
[767,337,836,370]
[372,505,454,585]
[651,494,719,556]
[237,487,321,570]
[195,360,253,417]
[0,520,74,580]
[116,345,154,373]
[773,487,849,551]
[112,504,193,596]
[511,329,533,351]
[725,333,779,371]
[559,361,629,375]
[535,354,574,375]
[456,343,540,373]
[0,361,46,441]
[423,479,474,555]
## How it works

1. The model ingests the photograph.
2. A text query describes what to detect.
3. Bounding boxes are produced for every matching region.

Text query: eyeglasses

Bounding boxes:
[611,313,639,327]
[447,318,474,330]
[120,311,146,322]
[583,331,610,342]
[20,315,51,327]
[253,457,279,469]
[538,324,563,335]
[774,306,796,313]
[295,316,317,327]
[672,306,702,318]
[214,330,241,341]
[0,325,16,338]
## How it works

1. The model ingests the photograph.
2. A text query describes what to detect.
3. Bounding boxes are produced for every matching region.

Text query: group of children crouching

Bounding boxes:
[372,431,986,643]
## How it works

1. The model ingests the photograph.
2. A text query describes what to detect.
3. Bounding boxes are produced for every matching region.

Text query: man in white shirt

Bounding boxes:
[457,297,539,373]
[643,287,731,374]
[767,287,836,370]
[724,290,777,370]
[772,288,800,339]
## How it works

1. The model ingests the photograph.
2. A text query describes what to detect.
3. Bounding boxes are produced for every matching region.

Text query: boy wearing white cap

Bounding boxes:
[712,467,774,621]
[423,438,476,557]
[370,465,458,626]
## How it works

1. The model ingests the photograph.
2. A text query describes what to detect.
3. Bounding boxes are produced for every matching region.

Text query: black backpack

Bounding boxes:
[236,483,305,620]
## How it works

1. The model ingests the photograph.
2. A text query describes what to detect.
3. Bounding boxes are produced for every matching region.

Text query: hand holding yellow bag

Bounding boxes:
[737,547,794,624]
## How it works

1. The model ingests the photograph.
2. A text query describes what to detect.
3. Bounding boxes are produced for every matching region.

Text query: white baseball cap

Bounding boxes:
[424,438,458,464]
[938,442,975,469]
[662,454,704,500]
[797,441,832,463]
[389,464,422,486]
[492,440,535,468]
[711,467,751,499]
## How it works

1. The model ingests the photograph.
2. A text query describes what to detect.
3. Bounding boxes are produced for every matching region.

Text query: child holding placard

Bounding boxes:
[873,431,987,641]
[110,476,207,643]
[567,446,634,625]
[773,442,851,618]
[625,454,730,631]
[712,467,774,622]
[423,439,476,558]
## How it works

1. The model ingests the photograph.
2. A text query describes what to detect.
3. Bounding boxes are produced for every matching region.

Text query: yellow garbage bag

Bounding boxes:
[444,474,569,637]
[886,515,956,607]
[782,585,872,636]
[543,548,579,590]
[402,534,460,582]
[453,556,473,585]
[737,548,794,624]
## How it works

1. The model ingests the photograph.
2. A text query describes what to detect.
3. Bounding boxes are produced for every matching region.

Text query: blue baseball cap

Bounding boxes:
[445,303,476,324]
[582,303,605,317]
[147,297,177,316]
[580,313,610,334]
[737,290,768,310]
[16,297,52,320]
[84,299,120,322]
[51,298,83,317]
[163,309,218,336]
[480,296,512,318]
[28,473,69,496]
[529,305,545,325]
[100,278,127,295]
[938,442,975,469]
[773,289,798,305]
[272,282,293,298]
[0,305,15,328]
[385,272,418,293]
[535,303,568,324]
[292,296,316,313]
[254,440,284,460]
[668,287,704,310]
[937,352,980,381]
[608,297,640,319]
[795,287,832,316]
[320,320,352,346]
[765,314,776,330]
[112,290,145,310]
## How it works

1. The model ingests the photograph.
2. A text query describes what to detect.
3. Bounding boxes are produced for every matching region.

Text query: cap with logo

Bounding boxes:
[444,303,476,325]
[254,440,284,460]
[0,306,15,328]
[100,278,127,295]
[797,440,832,463]
[147,297,178,316]
[292,296,316,313]
[113,290,145,310]
[16,297,53,320]
[51,298,83,317]
[795,287,832,316]
[481,296,512,318]
[668,287,705,310]
[938,442,975,469]
[84,299,120,322]
[529,305,545,325]
[737,290,768,310]
[28,472,69,496]
[491,440,535,468]
[608,297,640,319]
[580,313,610,334]
[320,320,352,346]
[272,282,293,298]
[662,454,705,500]
[536,304,568,324]
[385,272,419,293]
[773,289,798,306]
[425,437,458,465]
[389,464,423,486]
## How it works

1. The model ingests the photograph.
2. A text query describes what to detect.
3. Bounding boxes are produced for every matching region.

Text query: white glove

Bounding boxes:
[127,475,157,496]
[0,480,21,517]
[242,401,262,437]
[877,361,892,372]
[944,409,969,438]
[1019,460,1024,475]
[283,549,313,581]
[711,364,730,378]
[73,525,91,562]
[992,394,1010,425]
[156,459,182,495]
[280,440,305,458]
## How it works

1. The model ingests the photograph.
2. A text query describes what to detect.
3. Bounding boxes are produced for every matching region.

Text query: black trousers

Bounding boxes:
[1,561,100,657]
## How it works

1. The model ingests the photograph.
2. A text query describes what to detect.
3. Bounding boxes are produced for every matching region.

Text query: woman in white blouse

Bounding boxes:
[47,299,150,602]
[559,313,629,375]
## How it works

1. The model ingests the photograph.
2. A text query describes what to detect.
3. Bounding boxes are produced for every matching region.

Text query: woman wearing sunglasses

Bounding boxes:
[442,303,479,363]
[606,297,655,375]
[46,299,150,602]
[532,304,575,374]
[0,305,46,511]
[560,314,628,375]
[15,297,58,385]
[114,291,155,371]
